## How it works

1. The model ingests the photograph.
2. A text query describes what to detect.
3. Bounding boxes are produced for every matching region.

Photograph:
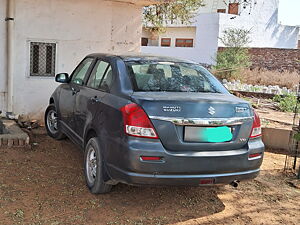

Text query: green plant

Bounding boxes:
[213,48,251,80]
[213,28,252,80]
[273,94,299,113]
[294,132,300,141]
[143,0,204,33]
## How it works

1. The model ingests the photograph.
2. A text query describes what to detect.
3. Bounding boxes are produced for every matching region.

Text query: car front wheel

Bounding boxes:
[45,104,65,140]
[84,137,112,194]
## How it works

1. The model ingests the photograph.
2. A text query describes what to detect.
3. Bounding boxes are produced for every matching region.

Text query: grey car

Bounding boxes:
[45,53,264,194]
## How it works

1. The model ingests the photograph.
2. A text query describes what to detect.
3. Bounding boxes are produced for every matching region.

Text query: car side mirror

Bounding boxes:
[55,73,69,83]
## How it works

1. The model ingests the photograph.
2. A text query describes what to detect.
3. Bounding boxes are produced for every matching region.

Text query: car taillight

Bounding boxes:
[120,103,158,139]
[250,110,262,138]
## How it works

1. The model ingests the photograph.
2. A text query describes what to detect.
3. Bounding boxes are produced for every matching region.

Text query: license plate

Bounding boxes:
[184,126,233,143]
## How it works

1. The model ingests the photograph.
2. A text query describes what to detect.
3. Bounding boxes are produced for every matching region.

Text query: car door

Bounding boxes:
[58,57,94,139]
[74,59,114,140]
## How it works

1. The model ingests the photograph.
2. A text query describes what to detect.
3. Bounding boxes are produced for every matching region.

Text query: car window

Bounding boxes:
[87,60,113,92]
[70,58,94,85]
[99,66,113,92]
[126,61,228,93]
[87,61,109,89]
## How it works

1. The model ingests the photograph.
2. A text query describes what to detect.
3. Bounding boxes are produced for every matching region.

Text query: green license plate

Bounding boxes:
[184,126,233,143]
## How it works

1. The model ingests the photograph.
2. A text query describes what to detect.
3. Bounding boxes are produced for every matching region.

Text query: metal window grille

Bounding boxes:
[30,42,56,76]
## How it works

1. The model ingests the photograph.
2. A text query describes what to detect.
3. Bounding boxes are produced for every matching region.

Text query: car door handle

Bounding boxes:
[71,87,80,95]
[90,96,101,103]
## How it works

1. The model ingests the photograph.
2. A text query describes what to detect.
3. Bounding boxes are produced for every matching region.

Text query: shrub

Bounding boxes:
[213,28,251,80]
[273,94,299,113]
[213,48,251,80]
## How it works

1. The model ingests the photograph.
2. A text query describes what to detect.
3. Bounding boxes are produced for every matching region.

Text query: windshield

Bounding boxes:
[126,61,228,93]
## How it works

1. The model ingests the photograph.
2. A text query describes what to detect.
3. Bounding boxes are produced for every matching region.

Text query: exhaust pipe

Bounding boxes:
[230,180,240,188]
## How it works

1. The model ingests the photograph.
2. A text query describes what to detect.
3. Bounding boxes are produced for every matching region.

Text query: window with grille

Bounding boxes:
[217,9,226,13]
[175,39,193,47]
[30,42,56,76]
[161,38,171,47]
[141,38,149,46]
[228,3,239,15]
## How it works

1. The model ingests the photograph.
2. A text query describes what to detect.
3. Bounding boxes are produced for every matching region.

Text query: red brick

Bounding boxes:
[218,47,300,71]
[7,139,13,147]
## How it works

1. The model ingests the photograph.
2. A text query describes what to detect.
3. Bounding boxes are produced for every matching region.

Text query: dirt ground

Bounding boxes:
[0,129,299,225]
[246,97,296,130]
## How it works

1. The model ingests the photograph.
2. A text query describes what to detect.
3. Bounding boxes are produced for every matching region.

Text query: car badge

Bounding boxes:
[236,107,248,113]
[162,106,181,112]
[208,106,216,115]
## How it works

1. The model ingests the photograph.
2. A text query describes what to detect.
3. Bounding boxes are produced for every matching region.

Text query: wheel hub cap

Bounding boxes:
[47,110,58,134]
[86,147,97,184]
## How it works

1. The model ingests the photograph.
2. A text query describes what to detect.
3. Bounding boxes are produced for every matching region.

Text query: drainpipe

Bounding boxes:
[5,0,15,116]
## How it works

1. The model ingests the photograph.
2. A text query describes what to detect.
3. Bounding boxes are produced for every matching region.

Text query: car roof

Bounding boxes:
[86,52,196,64]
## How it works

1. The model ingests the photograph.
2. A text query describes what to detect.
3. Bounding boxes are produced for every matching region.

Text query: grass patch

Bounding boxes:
[273,94,299,112]
[239,68,299,89]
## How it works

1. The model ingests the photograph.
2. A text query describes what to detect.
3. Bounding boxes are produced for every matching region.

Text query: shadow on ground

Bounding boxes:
[0,130,225,225]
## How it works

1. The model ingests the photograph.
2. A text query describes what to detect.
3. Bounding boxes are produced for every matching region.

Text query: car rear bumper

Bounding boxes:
[107,165,260,186]
[105,137,264,186]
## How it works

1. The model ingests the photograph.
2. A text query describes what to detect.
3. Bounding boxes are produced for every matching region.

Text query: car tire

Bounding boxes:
[45,104,66,140]
[84,137,112,194]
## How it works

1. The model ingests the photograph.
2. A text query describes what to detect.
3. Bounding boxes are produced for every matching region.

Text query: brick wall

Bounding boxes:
[218,47,300,71]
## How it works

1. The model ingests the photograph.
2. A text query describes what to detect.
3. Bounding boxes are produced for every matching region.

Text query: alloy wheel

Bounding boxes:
[47,109,58,134]
[86,146,97,185]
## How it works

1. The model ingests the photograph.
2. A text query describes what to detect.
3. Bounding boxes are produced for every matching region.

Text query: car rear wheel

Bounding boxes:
[84,137,112,194]
[45,104,65,140]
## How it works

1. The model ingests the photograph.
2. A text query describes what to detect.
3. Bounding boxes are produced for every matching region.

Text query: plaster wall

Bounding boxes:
[0,0,6,113]
[218,0,299,49]
[142,0,299,65]
[142,14,220,65]
[142,27,196,47]
[11,0,142,117]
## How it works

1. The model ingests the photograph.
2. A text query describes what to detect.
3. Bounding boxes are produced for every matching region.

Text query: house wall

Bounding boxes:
[142,14,220,65]
[218,0,299,49]
[0,0,6,114]
[142,27,196,47]
[142,0,299,65]
[161,27,196,47]
[8,0,142,118]
[198,0,228,14]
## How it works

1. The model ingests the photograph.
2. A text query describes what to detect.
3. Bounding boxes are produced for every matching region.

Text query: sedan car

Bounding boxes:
[45,53,264,194]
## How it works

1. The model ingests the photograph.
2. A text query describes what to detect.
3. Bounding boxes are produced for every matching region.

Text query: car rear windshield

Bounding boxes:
[125,61,228,93]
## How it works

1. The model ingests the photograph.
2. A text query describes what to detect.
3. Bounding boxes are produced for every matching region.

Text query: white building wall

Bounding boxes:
[142,14,220,65]
[198,0,228,14]
[218,0,299,49]
[142,0,299,65]
[142,27,196,47]
[160,27,196,47]
[0,0,6,113]
[162,0,227,27]
[10,0,142,118]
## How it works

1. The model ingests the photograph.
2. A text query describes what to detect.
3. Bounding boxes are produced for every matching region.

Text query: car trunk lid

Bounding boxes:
[131,92,253,152]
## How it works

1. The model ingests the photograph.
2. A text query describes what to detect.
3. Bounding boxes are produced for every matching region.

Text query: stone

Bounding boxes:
[7,139,13,147]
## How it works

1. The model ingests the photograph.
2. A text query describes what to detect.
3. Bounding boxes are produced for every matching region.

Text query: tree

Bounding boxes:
[143,0,204,32]
[213,28,252,80]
